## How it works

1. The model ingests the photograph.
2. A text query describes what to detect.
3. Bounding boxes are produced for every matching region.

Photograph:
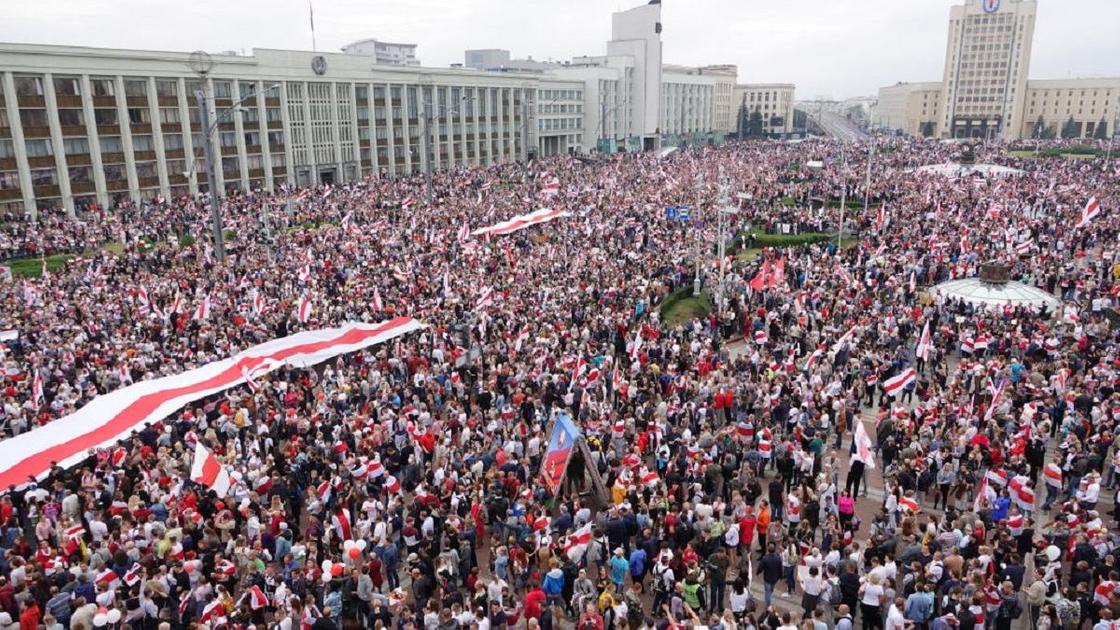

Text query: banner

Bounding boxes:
[472,208,570,237]
[540,413,581,493]
[0,317,424,489]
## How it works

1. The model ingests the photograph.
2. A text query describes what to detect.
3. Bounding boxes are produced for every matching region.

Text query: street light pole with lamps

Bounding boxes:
[187,51,281,262]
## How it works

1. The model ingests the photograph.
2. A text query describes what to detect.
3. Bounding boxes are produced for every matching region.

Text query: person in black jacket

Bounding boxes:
[758,544,783,609]
[839,564,862,625]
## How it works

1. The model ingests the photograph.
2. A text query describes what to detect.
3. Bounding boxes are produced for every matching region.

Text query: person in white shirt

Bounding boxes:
[884,597,909,630]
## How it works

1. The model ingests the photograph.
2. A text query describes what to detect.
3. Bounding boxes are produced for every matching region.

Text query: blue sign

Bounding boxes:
[678,209,691,221]
[665,207,677,220]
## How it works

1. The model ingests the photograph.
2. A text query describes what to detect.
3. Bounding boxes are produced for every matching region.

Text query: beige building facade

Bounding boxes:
[1021,78,1120,139]
[940,0,1036,139]
[878,0,1118,141]
[732,83,796,136]
[876,82,944,137]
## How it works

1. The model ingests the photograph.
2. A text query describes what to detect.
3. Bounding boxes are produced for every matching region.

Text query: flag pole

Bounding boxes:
[309,0,317,52]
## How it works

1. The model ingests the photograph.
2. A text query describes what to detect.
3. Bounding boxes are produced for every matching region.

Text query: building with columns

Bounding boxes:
[0,44,578,218]
[877,0,1120,140]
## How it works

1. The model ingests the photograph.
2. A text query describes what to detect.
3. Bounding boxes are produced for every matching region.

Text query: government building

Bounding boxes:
[876,0,1119,140]
[0,2,790,219]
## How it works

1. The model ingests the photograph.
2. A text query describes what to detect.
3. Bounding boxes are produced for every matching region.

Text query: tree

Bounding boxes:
[1060,116,1080,139]
[1094,118,1110,140]
[1032,115,1046,139]
[748,109,765,138]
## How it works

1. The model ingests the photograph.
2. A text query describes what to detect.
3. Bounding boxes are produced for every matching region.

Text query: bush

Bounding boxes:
[753,232,832,247]
[179,234,196,248]
[222,229,237,241]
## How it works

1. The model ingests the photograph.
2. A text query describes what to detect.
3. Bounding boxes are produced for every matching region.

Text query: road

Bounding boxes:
[816,112,868,143]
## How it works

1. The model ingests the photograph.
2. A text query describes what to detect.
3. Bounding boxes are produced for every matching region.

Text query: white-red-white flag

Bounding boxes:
[475,287,494,310]
[916,321,932,361]
[854,420,876,469]
[192,294,211,321]
[31,370,43,408]
[248,584,269,610]
[1076,196,1100,228]
[296,295,312,323]
[882,368,916,397]
[371,287,383,312]
[190,442,232,497]
[541,176,560,197]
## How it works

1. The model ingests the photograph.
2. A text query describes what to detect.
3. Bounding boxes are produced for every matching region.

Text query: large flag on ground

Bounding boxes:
[0,318,425,489]
[190,442,232,497]
[471,208,571,237]
[540,413,581,493]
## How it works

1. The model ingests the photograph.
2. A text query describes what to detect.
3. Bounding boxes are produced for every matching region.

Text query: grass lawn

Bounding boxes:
[7,254,75,279]
[660,288,713,326]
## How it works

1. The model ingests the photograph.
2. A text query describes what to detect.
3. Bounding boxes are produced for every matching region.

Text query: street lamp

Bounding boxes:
[188,50,281,262]
[420,94,474,202]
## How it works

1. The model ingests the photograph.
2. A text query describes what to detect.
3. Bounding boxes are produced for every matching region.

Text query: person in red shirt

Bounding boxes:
[18,599,39,630]
[523,582,547,621]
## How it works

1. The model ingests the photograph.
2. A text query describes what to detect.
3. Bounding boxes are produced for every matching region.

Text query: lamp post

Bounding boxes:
[837,142,847,251]
[420,95,474,202]
[187,51,280,262]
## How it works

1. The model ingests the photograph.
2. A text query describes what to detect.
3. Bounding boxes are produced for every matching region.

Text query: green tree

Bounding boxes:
[1060,116,1080,139]
[748,109,765,138]
[1032,115,1046,139]
[1094,118,1109,140]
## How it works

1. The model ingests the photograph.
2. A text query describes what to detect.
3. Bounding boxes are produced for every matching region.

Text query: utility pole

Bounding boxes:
[693,178,703,296]
[716,168,729,313]
[837,143,847,251]
[421,103,434,202]
[194,88,225,262]
[861,134,874,216]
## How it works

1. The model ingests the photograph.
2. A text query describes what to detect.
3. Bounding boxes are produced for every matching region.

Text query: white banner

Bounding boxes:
[471,208,571,237]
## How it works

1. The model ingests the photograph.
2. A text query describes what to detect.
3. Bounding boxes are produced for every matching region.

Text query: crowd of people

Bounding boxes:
[0,137,1116,630]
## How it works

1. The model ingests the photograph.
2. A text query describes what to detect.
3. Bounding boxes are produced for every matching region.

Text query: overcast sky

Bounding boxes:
[5,0,1118,99]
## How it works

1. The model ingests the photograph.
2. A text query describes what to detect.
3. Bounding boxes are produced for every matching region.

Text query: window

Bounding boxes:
[156,80,178,98]
[119,80,147,100]
[267,131,284,146]
[135,162,157,178]
[239,82,257,98]
[24,139,53,157]
[63,138,90,155]
[20,109,48,127]
[102,164,126,182]
[213,81,232,99]
[160,108,181,124]
[0,140,13,159]
[246,155,263,170]
[30,168,57,186]
[68,165,92,183]
[94,108,118,126]
[54,77,80,96]
[166,159,186,176]
[58,109,84,127]
[266,107,282,122]
[131,134,154,152]
[221,156,239,174]
[100,136,124,153]
[15,76,44,96]
[244,132,260,146]
[128,108,150,125]
[220,132,237,148]
[0,172,19,190]
[241,107,259,123]
[162,133,183,150]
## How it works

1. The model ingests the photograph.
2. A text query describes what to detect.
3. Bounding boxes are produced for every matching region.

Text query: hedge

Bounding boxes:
[7,254,74,279]
[752,232,832,247]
